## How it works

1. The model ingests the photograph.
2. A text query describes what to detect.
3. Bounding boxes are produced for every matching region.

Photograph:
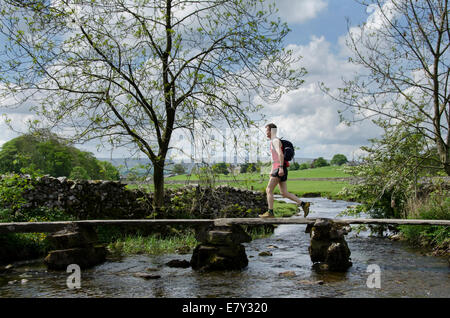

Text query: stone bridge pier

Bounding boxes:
[190,218,353,272]
[190,224,252,271]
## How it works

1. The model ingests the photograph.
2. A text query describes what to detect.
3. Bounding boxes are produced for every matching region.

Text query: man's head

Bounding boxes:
[265,123,277,139]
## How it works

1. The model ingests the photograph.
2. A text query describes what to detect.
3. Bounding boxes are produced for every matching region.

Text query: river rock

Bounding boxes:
[190,244,248,271]
[279,271,296,277]
[258,251,273,257]
[44,246,107,270]
[308,218,352,272]
[133,272,161,280]
[166,259,191,268]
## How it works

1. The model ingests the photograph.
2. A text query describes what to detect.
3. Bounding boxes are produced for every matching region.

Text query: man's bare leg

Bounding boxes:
[266,177,280,210]
[278,181,310,216]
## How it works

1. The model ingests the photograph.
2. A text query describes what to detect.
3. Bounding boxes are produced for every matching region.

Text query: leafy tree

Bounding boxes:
[98,161,121,180]
[0,134,120,180]
[311,157,329,168]
[212,162,229,175]
[240,162,257,174]
[69,166,90,180]
[299,163,309,170]
[289,162,300,170]
[331,154,348,166]
[172,163,186,175]
[0,0,306,210]
[339,123,434,220]
[321,0,450,175]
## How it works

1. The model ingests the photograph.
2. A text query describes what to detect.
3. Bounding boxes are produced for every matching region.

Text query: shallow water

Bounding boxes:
[0,197,449,298]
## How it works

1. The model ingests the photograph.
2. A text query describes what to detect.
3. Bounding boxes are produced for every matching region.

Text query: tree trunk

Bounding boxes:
[152,159,165,215]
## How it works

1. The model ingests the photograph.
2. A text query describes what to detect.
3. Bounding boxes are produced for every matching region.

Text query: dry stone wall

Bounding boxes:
[9,175,267,220]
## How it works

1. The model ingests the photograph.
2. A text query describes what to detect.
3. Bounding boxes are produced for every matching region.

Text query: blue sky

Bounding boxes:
[0,0,383,162]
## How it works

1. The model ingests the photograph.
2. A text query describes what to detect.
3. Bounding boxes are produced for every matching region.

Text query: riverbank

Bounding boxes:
[2,197,448,298]
[104,200,298,256]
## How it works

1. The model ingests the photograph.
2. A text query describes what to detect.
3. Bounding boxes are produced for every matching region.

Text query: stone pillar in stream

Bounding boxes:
[44,224,107,270]
[191,224,251,271]
[306,218,352,272]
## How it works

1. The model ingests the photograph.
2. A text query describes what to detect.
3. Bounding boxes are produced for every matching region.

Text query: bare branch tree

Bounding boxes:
[320,0,449,175]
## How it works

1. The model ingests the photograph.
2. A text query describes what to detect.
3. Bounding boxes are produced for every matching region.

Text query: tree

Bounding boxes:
[69,166,90,180]
[321,0,449,175]
[212,162,229,175]
[0,0,306,210]
[0,134,120,179]
[289,161,300,170]
[172,163,185,175]
[331,154,348,166]
[299,163,309,170]
[311,157,329,168]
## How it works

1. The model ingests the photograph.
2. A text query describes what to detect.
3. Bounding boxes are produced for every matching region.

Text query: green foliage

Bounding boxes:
[331,154,348,166]
[311,157,329,168]
[69,166,90,180]
[299,163,309,170]
[399,194,450,252]
[289,162,300,170]
[212,162,229,175]
[0,134,120,180]
[240,162,257,173]
[172,163,186,175]
[338,124,435,220]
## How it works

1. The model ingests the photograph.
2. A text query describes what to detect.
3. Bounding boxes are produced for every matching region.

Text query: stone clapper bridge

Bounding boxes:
[1,218,449,272]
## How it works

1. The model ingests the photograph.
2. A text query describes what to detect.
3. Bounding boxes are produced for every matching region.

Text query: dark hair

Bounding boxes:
[265,123,277,129]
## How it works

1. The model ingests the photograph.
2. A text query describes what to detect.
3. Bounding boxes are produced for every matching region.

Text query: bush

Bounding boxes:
[212,162,229,175]
[399,193,450,252]
[331,154,348,166]
[299,163,309,170]
[289,162,300,170]
[172,163,186,175]
[311,157,329,168]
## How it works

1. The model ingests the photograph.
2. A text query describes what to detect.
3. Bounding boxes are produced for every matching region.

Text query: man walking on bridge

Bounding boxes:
[259,123,310,218]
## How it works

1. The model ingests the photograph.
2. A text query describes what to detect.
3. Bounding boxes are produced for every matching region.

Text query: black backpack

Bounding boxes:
[280,138,295,161]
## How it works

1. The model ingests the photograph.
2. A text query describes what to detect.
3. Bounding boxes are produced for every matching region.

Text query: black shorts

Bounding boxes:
[271,167,288,182]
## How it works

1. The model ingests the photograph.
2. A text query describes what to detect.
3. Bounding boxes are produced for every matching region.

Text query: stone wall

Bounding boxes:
[7,175,267,220]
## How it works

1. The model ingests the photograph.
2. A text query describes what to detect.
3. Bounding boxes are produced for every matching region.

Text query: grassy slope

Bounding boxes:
[129,166,350,198]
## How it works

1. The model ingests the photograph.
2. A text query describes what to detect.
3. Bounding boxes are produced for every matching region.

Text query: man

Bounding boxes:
[259,123,310,218]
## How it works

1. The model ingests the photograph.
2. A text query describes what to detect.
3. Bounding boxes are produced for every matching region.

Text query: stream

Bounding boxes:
[0,197,449,298]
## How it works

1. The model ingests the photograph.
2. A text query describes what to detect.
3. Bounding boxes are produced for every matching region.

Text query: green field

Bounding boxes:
[166,165,350,181]
[128,166,351,198]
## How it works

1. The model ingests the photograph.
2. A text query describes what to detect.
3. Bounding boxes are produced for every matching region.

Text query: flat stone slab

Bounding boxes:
[44,246,107,270]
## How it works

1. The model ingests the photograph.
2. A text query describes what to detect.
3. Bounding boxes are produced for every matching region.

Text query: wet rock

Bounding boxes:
[388,234,402,241]
[190,244,248,271]
[279,271,296,278]
[146,267,159,272]
[258,251,273,257]
[44,246,107,270]
[0,264,14,274]
[308,219,352,272]
[20,279,28,284]
[133,272,161,280]
[8,280,18,285]
[46,227,98,249]
[267,245,279,249]
[166,260,191,268]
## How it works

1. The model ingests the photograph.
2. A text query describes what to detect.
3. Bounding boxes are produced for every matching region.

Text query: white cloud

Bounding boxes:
[273,0,328,24]
[261,35,382,160]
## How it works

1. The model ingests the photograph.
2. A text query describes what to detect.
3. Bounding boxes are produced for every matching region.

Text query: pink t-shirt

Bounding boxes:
[270,139,290,171]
